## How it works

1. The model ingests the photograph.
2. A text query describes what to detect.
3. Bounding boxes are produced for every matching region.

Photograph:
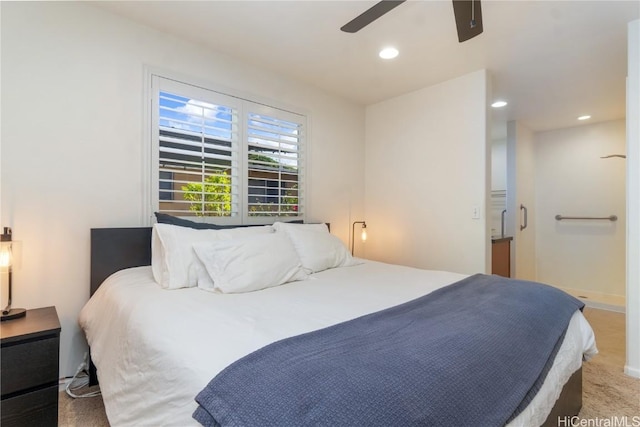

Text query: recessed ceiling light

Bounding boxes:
[578,115,591,121]
[379,47,399,60]
[491,100,508,108]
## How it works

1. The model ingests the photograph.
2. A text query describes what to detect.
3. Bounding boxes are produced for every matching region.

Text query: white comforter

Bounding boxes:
[79,261,597,427]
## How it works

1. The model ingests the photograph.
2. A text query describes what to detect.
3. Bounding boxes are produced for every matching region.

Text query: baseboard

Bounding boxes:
[581,299,625,313]
[555,286,625,313]
[624,365,640,379]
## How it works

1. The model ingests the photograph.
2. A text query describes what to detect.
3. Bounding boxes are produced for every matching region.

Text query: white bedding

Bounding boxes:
[79,261,597,427]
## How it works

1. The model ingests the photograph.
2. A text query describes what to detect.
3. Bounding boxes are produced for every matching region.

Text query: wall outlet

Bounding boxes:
[472,205,481,219]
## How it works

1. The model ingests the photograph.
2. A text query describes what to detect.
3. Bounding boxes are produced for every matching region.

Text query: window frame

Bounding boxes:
[145,72,307,226]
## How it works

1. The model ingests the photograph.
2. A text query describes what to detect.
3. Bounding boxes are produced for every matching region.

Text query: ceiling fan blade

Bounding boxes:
[341,0,406,33]
[452,0,483,42]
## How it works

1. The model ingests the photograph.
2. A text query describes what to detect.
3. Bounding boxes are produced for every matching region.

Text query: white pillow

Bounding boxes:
[151,223,274,289]
[273,222,361,274]
[193,232,307,293]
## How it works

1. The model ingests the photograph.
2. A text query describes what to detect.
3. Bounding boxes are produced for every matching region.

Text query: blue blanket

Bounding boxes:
[193,274,584,427]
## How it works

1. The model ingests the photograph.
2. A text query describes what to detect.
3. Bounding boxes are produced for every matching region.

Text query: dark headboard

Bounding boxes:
[90,227,152,296]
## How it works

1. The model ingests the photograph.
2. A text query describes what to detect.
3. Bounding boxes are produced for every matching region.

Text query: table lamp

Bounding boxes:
[1,227,26,321]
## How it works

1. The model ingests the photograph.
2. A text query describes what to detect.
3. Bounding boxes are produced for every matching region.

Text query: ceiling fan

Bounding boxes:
[340,0,483,43]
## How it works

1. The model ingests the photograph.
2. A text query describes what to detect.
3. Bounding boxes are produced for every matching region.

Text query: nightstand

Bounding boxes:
[1,306,61,427]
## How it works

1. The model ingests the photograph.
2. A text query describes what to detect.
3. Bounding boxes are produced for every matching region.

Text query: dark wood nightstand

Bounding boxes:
[1,306,61,427]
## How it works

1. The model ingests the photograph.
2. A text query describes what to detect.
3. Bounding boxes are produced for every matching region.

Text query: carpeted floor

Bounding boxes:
[59,385,108,427]
[58,307,639,426]
[580,361,640,418]
[578,308,640,420]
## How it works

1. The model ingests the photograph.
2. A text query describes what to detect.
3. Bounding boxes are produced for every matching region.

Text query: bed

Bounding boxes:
[80,224,597,427]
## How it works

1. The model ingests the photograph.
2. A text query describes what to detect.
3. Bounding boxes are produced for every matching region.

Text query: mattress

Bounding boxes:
[79,261,597,427]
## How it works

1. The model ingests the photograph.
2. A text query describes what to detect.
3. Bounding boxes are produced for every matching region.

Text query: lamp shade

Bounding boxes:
[0,243,11,269]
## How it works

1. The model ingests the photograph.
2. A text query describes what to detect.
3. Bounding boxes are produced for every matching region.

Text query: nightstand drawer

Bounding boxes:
[1,336,59,396]
[0,384,58,427]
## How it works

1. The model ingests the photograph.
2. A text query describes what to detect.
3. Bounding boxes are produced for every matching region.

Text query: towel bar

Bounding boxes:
[555,215,617,221]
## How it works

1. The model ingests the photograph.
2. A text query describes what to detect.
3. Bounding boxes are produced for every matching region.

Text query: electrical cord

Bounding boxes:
[65,361,101,399]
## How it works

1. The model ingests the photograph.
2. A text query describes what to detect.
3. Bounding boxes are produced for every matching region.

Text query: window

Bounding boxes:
[246,109,303,217]
[150,76,305,224]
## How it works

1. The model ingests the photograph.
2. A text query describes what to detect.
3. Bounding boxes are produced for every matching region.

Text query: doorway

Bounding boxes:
[504,119,626,312]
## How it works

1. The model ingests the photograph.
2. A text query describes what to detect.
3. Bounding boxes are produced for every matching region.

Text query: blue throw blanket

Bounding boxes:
[193,274,584,427]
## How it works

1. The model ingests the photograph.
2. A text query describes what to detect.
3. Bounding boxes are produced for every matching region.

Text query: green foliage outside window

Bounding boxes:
[181,171,232,216]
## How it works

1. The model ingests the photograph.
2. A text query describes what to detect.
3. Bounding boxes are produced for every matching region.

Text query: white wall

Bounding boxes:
[626,19,640,378]
[364,70,490,275]
[491,138,507,191]
[0,2,365,377]
[506,121,537,280]
[491,138,507,236]
[535,120,626,297]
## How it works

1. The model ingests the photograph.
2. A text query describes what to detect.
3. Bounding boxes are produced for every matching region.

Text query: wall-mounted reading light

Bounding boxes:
[351,221,367,256]
[1,227,26,321]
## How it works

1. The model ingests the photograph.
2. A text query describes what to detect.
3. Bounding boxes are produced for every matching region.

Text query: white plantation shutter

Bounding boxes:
[151,76,305,224]
[246,104,304,218]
